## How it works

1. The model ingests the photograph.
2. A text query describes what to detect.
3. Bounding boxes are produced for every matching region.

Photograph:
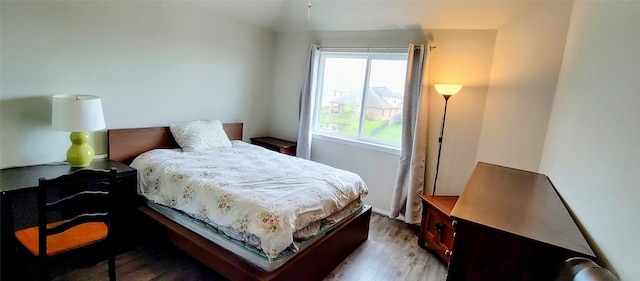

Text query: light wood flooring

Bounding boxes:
[50,213,447,281]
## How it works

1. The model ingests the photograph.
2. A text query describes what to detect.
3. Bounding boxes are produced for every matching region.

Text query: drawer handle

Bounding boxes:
[445,250,453,257]
[452,220,458,227]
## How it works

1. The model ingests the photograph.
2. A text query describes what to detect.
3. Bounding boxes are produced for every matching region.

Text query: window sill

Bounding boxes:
[312,133,401,156]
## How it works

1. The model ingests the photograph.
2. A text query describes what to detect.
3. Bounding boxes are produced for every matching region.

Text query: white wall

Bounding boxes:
[270,29,496,211]
[0,1,274,168]
[476,1,573,172]
[540,1,640,280]
[426,30,496,196]
[311,138,400,213]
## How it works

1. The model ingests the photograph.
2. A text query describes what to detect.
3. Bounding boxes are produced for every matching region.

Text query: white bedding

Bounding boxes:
[130,141,368,261]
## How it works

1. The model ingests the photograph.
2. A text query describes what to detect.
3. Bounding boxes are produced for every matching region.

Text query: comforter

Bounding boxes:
[130,141,368,261]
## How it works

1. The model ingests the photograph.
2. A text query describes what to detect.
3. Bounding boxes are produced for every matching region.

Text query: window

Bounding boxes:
[313,52,408,149]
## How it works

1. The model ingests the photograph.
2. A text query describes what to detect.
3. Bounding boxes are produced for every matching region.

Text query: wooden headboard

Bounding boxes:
[108,123,243,164]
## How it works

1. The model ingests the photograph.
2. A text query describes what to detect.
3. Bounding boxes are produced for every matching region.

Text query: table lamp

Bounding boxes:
[432,84,463,196]
[52,94,106,167]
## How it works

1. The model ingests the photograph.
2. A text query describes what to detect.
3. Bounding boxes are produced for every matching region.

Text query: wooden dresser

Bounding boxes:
[446,162,595,281]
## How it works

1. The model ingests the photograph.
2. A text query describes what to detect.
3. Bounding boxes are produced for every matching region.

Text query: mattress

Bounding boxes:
[144,199,365,272]
[130,141,368,263]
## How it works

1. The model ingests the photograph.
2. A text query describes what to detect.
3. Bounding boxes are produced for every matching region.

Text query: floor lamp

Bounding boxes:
[432,84,463,196]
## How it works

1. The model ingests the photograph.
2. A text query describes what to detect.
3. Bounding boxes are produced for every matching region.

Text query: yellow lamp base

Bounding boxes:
[66,132,95,167]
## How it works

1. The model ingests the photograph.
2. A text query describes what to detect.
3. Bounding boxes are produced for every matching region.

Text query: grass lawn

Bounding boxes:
[319,113,401,144]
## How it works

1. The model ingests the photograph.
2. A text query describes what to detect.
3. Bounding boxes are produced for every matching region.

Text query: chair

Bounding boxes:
[14,168,118,281]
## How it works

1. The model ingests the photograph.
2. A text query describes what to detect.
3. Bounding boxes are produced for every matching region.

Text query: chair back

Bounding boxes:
[37,168,117,258]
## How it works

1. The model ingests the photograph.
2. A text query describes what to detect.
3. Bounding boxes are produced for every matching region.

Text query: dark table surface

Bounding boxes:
[1,158,136,193]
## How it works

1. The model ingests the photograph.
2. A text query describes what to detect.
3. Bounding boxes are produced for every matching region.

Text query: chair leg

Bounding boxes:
[37,263,49,281]
[38,256,48,281]
[108,256,116,281]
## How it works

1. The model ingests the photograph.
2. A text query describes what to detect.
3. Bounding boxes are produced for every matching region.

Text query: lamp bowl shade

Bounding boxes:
[52,95,106,132]
[434,84,463,96]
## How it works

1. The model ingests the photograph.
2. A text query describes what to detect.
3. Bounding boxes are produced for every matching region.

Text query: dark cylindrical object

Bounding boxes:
[555,257,619,281]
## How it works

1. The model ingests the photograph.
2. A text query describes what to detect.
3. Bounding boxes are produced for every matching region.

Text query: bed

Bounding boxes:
[107,122,372,281]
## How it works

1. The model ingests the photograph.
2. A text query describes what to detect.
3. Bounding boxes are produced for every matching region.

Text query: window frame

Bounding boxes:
[311,51,408,154]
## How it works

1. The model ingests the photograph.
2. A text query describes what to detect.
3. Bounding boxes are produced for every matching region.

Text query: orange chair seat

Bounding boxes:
[15,222,108,257]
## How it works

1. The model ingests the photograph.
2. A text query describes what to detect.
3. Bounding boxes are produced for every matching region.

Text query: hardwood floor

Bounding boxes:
[50,213,447,281]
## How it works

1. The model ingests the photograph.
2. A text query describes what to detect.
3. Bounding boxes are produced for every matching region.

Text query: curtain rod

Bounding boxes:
[321,47,410,51]
[320,45,433,51]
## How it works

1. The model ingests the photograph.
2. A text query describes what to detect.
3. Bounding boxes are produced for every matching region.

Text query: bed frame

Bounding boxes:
[107,123,372,281]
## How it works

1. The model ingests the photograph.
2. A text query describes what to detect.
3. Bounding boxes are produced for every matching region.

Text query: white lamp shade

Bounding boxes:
[52,94,106,132]
[434,84,463,96]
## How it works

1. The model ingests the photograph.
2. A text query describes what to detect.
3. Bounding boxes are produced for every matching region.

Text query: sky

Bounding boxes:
[322,57,407,103]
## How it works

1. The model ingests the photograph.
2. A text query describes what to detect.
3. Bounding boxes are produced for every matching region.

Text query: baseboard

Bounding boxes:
[371,207,407,222]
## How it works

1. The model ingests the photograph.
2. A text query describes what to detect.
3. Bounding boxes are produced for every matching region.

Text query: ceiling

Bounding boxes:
[190,0,540,32]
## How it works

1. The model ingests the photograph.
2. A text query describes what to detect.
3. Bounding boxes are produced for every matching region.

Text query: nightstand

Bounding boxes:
[250,137,297,156]
[418,194,458,263]
[0,159,138,280]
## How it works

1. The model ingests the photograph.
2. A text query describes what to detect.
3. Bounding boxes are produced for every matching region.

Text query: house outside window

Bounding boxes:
[313,52,408,150]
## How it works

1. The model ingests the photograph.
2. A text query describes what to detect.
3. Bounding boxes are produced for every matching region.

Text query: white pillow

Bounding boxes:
[169,120,231,152]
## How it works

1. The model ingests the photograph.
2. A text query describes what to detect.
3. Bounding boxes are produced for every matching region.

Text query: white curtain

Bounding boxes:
[297,44,321,160]
[390,44,430,224]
